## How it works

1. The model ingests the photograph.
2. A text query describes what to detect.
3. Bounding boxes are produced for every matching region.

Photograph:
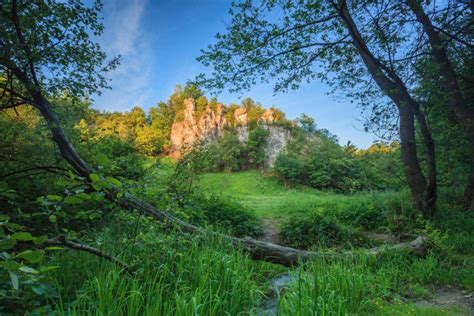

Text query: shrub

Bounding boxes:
[280,213,364,249]
[183,194,263,238]
[274,153,306,187]
[306,143,363,193]
[246,124,269,169]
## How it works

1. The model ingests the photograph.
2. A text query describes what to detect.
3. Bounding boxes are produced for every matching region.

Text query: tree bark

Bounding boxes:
[412,104,437,217]
[407,0,474,209]
[335,0,437,217]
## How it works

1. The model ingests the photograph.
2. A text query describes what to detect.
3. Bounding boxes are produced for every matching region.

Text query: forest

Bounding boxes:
[0,0,473,315]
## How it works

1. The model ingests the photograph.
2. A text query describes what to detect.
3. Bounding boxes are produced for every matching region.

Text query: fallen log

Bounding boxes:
[122,193,429,266]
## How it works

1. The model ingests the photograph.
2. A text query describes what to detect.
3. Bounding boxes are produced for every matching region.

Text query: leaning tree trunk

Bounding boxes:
[407,0,474,210]
[335,0,436,217]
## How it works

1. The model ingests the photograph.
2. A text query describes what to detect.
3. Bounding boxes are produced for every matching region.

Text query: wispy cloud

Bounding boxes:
[93,0,155,111]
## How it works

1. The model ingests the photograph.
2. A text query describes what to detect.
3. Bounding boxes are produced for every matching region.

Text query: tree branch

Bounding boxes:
[45,236,133,274]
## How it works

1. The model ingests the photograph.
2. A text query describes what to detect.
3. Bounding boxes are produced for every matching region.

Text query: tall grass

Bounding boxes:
[49,215,267,315]
[278,247,473,315]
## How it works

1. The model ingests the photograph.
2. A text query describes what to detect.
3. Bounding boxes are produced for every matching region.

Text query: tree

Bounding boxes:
[246,124,269,168]
[0,0,118,176]
[196,0,464,217]
[297,114,316,134]
[405,0,474,209]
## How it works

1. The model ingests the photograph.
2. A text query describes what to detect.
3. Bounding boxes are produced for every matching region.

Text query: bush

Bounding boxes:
[246,124,269,169]
[274,154,305,187]
[306,143,363,193]
[182,195,263,238]
[280,213,365,249]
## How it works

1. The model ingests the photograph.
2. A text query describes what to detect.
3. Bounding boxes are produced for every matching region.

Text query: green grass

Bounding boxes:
[49,214,272,315]
[197,171,342,219]
[278,253,472,315]
[196,171,409,232]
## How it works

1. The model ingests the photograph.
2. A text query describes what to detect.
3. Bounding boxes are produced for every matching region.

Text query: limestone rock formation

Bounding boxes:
[169,98,227,158]
[264,126,291,167]
[168,98,291,166]
[234,108,248,125]
[261,109,276,124]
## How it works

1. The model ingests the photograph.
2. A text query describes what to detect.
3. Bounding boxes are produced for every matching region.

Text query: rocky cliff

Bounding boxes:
[168,98,290,166]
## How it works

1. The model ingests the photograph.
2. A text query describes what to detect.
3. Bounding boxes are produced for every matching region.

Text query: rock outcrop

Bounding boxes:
[168,98,290,166]
[169,98,227,158]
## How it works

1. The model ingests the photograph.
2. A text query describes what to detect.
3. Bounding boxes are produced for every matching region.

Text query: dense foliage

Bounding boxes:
[274,119,403,193]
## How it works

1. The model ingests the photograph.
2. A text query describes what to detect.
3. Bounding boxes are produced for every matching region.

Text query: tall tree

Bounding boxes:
[405,0,474,209]
[197,0,441,217]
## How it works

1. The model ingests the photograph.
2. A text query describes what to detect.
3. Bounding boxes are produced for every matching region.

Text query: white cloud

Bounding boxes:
[93,0,155,111]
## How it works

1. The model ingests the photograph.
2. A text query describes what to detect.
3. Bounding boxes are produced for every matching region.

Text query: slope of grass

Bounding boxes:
[197,171,340,219]
[196,171,407,233]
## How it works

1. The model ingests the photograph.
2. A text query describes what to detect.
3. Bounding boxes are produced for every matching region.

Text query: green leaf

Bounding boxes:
[64,196,83,204]
[76,192,91,200]
[32,285,46,295]
[0,260,20,270]
[90,173,100,182]
[46,195,63,202]
[11,232,35,241]
[19,266,38,274]
[0,239,16,250]
[9,271,19,290]
[0,215,10,221]
[45,246,64,251]
[96,154,111,167]
[33,235,47,245]
[16,250,44,263]
[68,170,75,179]
[106,176,122,187]
[5,223,25,230]
[49,215,57,223]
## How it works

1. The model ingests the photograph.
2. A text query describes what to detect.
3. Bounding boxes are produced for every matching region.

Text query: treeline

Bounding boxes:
[72,83,287,157]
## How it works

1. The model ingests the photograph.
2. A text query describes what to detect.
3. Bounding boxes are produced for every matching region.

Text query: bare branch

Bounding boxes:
[45,236,133,274]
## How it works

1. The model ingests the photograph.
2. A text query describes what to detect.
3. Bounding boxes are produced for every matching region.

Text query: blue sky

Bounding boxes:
[92,0,378,148]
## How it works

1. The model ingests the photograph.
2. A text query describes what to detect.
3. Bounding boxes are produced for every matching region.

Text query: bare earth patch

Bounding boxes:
[260,219,281,244]
[414,286,473,314]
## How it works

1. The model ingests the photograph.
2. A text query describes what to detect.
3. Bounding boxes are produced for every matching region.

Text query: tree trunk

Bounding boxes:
[412,104,437,217]
[335,0,437,217]
[35,95,93,178]
[407,0,474,209]
[399,105,434,218]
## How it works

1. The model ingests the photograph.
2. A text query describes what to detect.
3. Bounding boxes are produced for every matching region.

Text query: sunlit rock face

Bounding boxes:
[168,98,291,166]
[169,98,227,158]
[234,108,248,125]
[261,109,276,124]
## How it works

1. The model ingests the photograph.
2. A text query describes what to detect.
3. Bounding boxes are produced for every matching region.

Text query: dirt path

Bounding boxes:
[260,219,281,244]
[414,286,473,314]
